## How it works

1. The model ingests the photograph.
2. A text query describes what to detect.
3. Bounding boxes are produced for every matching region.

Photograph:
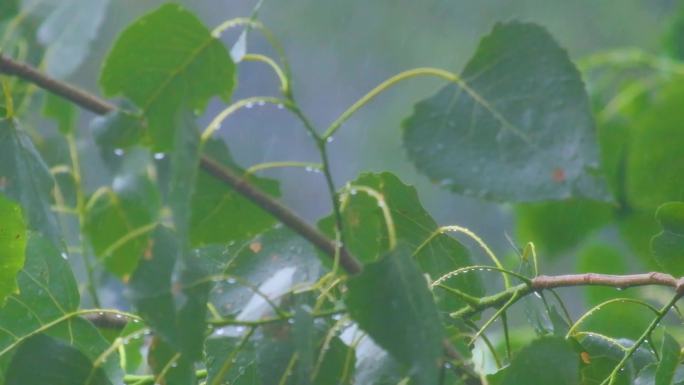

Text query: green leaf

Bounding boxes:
[516,199,613,258]
[0,194,25,305]
[5,334,111,385]
[579,334,655,385]
[100,3,235,150]
[402,21,607,202]
[345,245,443,384]
[652,202,684,276]
[499,336,579,385]
[627,83,684,209]
[42,93,79,135]
[0,234,122,383]
[83,172,159,279]
[37,0,110,79]
[655,333,680,385]
[0,0,18,21]
[91,107,145,153]
[147,337,196,385]
[319,172,483,309]
[129,226,213,377]
[190,139,280,246]
[0,118,61,245]
[167,109,200,245]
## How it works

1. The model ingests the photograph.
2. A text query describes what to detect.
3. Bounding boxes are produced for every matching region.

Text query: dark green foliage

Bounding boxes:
[2,2,684,385]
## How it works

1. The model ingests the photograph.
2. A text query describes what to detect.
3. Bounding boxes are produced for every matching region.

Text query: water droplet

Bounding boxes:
[288,319,295,324]
[215,328,225,336]
[305,166,314,172]
[277,103,284,109]
[350,189,357,195]
[115,314,123,319]
[171,362,178,368]
[332,314,342,321]
[114,148,124,156]
[533,291,543,299]
[227,278,236,284]
[60,252,68,260]
[245,102,254,109]
[326,136,335,143]
[257,100,266,106]
[235,326,246,333]
[153,152,165,160]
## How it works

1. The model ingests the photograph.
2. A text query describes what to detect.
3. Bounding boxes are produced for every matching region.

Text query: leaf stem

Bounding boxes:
[322,67,462,140]
[242,53,289,94]
[599,293,682,385]
[67,133,101,307]
[200,96,284,143]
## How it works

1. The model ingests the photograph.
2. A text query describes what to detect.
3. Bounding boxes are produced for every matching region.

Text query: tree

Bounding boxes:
[1,2,684,384]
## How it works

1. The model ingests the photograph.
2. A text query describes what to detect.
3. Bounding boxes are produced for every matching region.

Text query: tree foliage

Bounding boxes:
[1,2,684,385]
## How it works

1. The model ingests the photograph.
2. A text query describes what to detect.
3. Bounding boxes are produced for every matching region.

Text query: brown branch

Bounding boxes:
[452,272,684,318]
[0,54,363,276]
[0,55,116,115]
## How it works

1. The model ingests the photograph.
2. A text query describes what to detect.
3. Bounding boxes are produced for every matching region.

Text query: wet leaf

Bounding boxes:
[346,245,443,384]
[5,334,111,385]
[0,118,61,245]
[190,139,280,246]
[0,194,25,305]
[655,333,680,385]
[0,234,122,383]
[403,21,607,202]
[319,172,483,309]
[100,3,235,150]
[83,172,160,278]
[498,336,579,385]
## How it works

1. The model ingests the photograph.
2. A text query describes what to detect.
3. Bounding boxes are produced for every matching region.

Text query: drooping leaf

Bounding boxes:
[91,107,145,154]
[42,93,79,135]
[345,245,443,384]
[0,234,122,383]
[4,334,111,385]
[167,109,200,245]
[652,202,684,276]
[515,199,613,259]
[100,3,236,150]
[498,336,579,385]
[128,226,213,380]
[190,139,280,246]
[0,118,61,245]
[83,172,160,279]
[0,194,25,304]
[402,21,607,202]
[319,172,483,310]
[579,334,655,385]
[655,333,680,385]
[37,0,110,79]
[627,83,684,209]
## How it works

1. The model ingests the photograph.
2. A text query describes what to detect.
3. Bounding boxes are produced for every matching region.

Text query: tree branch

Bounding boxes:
[0,54,363,276]
[451,272,684,318]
